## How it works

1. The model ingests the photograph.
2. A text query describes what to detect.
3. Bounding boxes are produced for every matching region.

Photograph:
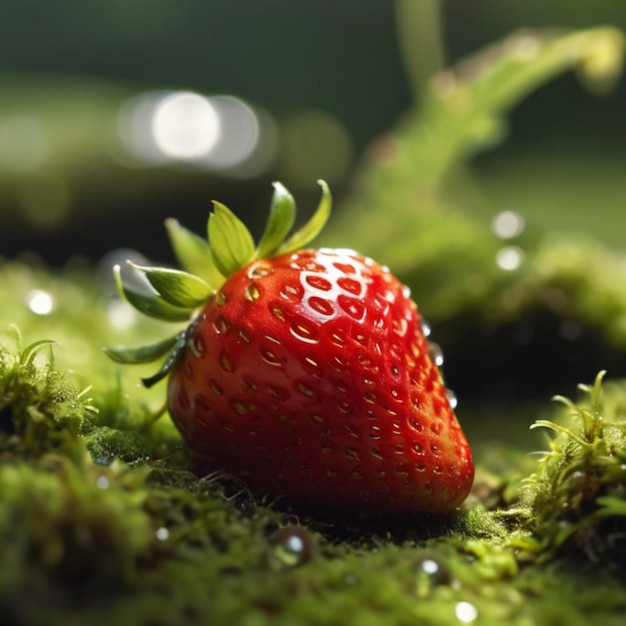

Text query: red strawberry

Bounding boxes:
[105,182,473,514]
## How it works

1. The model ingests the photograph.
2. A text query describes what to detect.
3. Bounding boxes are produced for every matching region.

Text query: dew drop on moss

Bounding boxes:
[455,601,478,623]
[413,552,451,597]
[271,526,313,568]
[96,475,110,490]
[155,526,170,541]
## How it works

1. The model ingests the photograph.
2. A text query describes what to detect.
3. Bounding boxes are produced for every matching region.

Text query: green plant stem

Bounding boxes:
[394,0,446,105]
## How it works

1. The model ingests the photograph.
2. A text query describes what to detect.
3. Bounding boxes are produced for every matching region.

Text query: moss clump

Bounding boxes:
[3,261,626,624]
[516,371,626,566]
[0,456,151,600]
[0,329,96,455]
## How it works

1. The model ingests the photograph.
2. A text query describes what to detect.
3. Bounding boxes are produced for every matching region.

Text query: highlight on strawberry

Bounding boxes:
[104,181,474,514]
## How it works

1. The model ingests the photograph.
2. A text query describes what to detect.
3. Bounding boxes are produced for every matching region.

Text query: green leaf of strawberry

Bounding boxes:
[278,179,331,255]
[254,182,296,260]
[113,264,192,322]
[165,218,223,287]
[105,181,474,515]
[128,263,213,308]
[103,333,182,365]
[208,202,256,276]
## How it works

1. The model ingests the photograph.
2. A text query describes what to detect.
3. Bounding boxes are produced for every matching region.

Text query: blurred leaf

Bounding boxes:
[325,27,625,319]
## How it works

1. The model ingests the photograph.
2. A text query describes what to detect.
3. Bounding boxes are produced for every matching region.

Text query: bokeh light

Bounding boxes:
[152,91,221,160]
[26,289,55,315]
[116,90,277,177]
[492,210,525,239]
[496,245,524,271]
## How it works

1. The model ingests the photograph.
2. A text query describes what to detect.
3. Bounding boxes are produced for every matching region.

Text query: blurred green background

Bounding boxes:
[1,0,625,265]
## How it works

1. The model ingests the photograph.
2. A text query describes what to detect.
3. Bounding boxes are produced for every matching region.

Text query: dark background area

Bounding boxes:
[1,1,626,266]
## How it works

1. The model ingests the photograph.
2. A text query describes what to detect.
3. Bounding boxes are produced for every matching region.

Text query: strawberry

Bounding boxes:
[105,182,473,514]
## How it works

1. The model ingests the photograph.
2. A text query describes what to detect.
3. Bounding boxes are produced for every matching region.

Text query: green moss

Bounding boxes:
[515,372,626,565]
[2,292,626,625]
[0,329,96,455]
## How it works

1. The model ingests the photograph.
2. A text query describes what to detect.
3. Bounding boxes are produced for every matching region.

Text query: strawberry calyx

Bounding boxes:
[104,181,332,386]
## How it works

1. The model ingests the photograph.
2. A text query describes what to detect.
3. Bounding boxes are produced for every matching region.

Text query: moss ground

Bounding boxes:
[2,240,626,626]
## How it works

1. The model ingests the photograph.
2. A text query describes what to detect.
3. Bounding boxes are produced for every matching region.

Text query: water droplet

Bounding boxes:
[446,388,458,410]
[271,526,313,567]
[427,342,444,367]
[155,526,170,541]
[455,601,478,623]
[26,289,55,315]
[420,317,431,337]
[216,291,226,306]
[496,246,524,271]
[491,210,525,239]
[414,552,451,597]
[96,475,110,490]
